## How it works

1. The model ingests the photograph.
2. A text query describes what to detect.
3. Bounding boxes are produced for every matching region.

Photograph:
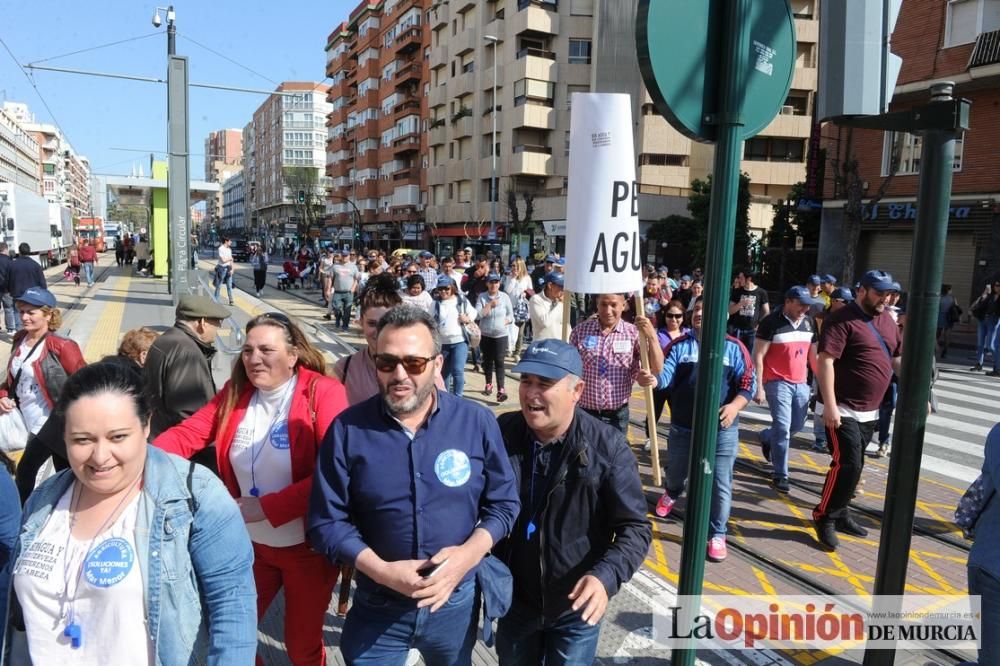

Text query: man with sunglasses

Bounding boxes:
[494,339,650,663]
[309,305,519,664]
[144,294,231,472]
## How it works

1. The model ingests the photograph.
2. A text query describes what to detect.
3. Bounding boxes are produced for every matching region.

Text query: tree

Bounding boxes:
[760,182,821,290]
[828,127,899,282]
[282,166,325,237]
[505,187,535,237]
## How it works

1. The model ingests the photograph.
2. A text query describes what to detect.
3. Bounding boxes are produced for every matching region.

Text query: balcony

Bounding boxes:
[357,119,380,141]
[454,71,475,97]
[356,150,380,171]
[512,3,558,36]
[511,103,555,129]
[480,64,504,90]
[392,167,420,185]
[393,132,421,155]
[511,145,553,176]
[429,43,449,70]
[427,165,447,185]
[758,112,812,138]
[791,66,817,91]
[359,58,381,81]
[741,159,806,187]
[393,97,422,118]
[327,135,346,153]
[430,1,449,28]
[794,17,818,43]
[512,51,557,81]
[428,124,447,146]
[394,26,423,54]
[453,115,475,138]
[429,84,449,108]
[446,158,475,181]
[394,61,422,87]
[970,29,1000,69]
[485,17,506,43]
[452,27,477,56]
[480,156,503,178]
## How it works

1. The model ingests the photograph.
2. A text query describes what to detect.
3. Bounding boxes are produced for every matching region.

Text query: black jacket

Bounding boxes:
[495,408,651,618]
[0,253,12,293]
[144,322,218,438]
[7,256,46,299]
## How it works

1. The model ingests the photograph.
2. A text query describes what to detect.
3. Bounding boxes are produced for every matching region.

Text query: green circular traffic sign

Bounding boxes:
[636,0,796,143]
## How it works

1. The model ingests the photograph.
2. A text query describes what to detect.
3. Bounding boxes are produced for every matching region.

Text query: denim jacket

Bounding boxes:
[7,446,257,665]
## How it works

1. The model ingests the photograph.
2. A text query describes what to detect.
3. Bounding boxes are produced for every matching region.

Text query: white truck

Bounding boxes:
[49,202,74,264]
[0,182,55,267]
[104,221,122,251]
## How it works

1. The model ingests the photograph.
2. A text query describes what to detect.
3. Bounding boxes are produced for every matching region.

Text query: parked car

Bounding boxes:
[230,238,250,262]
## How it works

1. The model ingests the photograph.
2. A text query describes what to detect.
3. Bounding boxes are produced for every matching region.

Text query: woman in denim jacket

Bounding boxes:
[7,362,257,665]
[968,422,1000,665]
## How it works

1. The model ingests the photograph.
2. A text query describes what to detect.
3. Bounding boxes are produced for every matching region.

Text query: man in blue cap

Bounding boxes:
[812,270,902,551]
[753,286,820,492]
[529,272,566,342]
[805,275,825,318]
[531,255,556,293]
[325,249,359,329]
[495,339,650,664]
[819,274,838,309]
[417,250,438,291]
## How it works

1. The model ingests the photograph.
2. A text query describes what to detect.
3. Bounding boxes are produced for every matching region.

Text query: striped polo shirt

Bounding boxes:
[755,309,817,384]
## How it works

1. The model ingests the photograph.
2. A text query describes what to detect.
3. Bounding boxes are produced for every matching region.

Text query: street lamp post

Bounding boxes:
[485,35,499,243]
[330,194,362,251]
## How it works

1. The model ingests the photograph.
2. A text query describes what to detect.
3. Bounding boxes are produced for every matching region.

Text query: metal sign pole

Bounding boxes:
[167,54,191,301]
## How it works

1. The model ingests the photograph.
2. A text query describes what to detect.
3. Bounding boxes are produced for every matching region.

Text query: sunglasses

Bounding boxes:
[665,313,685,319]
[374,353,436,374]
[247,311,292,333]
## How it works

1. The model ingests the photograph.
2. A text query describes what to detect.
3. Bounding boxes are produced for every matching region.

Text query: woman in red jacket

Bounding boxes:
[155,312,348,666]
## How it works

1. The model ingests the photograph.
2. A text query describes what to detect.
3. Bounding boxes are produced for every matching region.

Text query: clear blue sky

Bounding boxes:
[0,0,355,180]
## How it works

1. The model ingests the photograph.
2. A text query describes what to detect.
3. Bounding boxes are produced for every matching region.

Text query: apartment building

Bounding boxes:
[3,102,92,218]
[817,0,1000,306]
[221,169,246,233]
[325,0,430,250]
[0,105,41,193]
[204,128,243,227]
[243,82,332,240]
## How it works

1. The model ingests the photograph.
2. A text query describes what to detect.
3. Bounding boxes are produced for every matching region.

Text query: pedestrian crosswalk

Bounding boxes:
[737,362,998,484]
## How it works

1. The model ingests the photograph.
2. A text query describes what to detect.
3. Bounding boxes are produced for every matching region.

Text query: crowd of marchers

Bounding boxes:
[0,241,997,665]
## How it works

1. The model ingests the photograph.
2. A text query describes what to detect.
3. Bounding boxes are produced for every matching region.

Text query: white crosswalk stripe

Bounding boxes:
[736,363,998,484]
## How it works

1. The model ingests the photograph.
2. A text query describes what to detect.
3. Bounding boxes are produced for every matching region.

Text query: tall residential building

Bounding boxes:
[4,102,92,218]
[817,0,1000,306]
[204,129,243,227]
[221,169,246,233]
[243,82,332,239]
[325,0,430,250]
[0,104,41,193]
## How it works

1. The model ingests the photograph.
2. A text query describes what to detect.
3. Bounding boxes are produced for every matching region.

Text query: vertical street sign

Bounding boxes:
[637,3,795,665]
[167,55,191,301]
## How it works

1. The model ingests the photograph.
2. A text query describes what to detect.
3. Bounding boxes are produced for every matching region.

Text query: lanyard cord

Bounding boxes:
[59,472,143,625]
[247,379,295,497]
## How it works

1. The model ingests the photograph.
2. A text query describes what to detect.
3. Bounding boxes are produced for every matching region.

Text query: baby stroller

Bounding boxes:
[278,261,301,290]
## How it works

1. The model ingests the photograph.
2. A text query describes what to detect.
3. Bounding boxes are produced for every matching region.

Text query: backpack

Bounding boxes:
[434,296,481,349]
[955,474,994,540]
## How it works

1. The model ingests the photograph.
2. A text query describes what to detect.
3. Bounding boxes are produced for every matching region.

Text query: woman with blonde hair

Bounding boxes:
[504,258,533,357]
[155,312,349,665]
[0,287,86,500]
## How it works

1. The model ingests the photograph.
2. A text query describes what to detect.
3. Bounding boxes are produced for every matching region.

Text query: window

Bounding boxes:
[514,78,555,107]
[946,0,981,47]
[568,39,592,64]
[881,131,964,175]
[570,0,593,15]
[639,154,688,167]
[742,137,804,162]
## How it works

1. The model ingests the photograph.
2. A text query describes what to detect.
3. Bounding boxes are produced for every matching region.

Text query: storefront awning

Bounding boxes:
[430,225,504,238]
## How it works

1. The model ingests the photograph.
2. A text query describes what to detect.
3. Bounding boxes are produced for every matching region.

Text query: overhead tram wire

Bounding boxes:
[178,34,279,86]
[25,32,161,66]
[0,33,73,148]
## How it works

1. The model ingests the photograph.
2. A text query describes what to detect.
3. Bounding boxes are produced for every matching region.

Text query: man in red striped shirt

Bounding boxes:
[752,286,820,493]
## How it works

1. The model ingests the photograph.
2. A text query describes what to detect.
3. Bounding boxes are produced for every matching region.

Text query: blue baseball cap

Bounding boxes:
[340,249,351,256]
[859,269,896,292]
[487,272,502,282]
[890,281,902,293]
[513,339,583,380]
[419,250,434,259]
[681,275,692,282]
[808,274,822,286]
[821,274,838,284]
[831,287,854,302]
[542,271,564,287]
[556,258,566,266]
[544,254,556,263]
[436,274,457,288]
[785,285,820,305]
[17,287,56,309]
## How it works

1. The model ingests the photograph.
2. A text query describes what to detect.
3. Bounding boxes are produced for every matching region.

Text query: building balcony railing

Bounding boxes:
[393,98,422,118]
[516,47,555,61]
[513,143,552,155]
[394,62,422,86]
[392,167,420,184]
[394,26,423,54]
[392,133,421,155]
[970,29,1000,69]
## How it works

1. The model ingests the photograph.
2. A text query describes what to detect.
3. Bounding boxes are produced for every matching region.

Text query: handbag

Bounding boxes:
[0,409,28,453]
[513,294,530,324]
[955,474,995,540]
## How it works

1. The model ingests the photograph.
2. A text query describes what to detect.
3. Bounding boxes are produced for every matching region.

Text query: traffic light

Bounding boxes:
[817,0,902,120]
[297,190,305,204]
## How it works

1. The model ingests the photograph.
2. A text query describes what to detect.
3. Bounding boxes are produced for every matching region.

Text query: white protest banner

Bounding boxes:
[563,93,644,296]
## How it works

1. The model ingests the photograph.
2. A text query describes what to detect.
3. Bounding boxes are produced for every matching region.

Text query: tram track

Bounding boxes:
[634,417,974,664]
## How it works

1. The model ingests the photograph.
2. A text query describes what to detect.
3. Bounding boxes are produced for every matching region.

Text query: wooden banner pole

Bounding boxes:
[633,290,662,486]
[561,289,572,342]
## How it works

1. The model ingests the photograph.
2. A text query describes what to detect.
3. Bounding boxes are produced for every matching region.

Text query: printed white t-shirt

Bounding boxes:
[13,486,152,665]
[11,338,51,435]
[229,376,301,547]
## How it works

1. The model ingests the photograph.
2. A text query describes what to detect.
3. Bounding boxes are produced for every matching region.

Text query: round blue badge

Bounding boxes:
[584,335,599,350]
[84,538,135,588]
[434,449,471,488]
[269,421,290,449]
